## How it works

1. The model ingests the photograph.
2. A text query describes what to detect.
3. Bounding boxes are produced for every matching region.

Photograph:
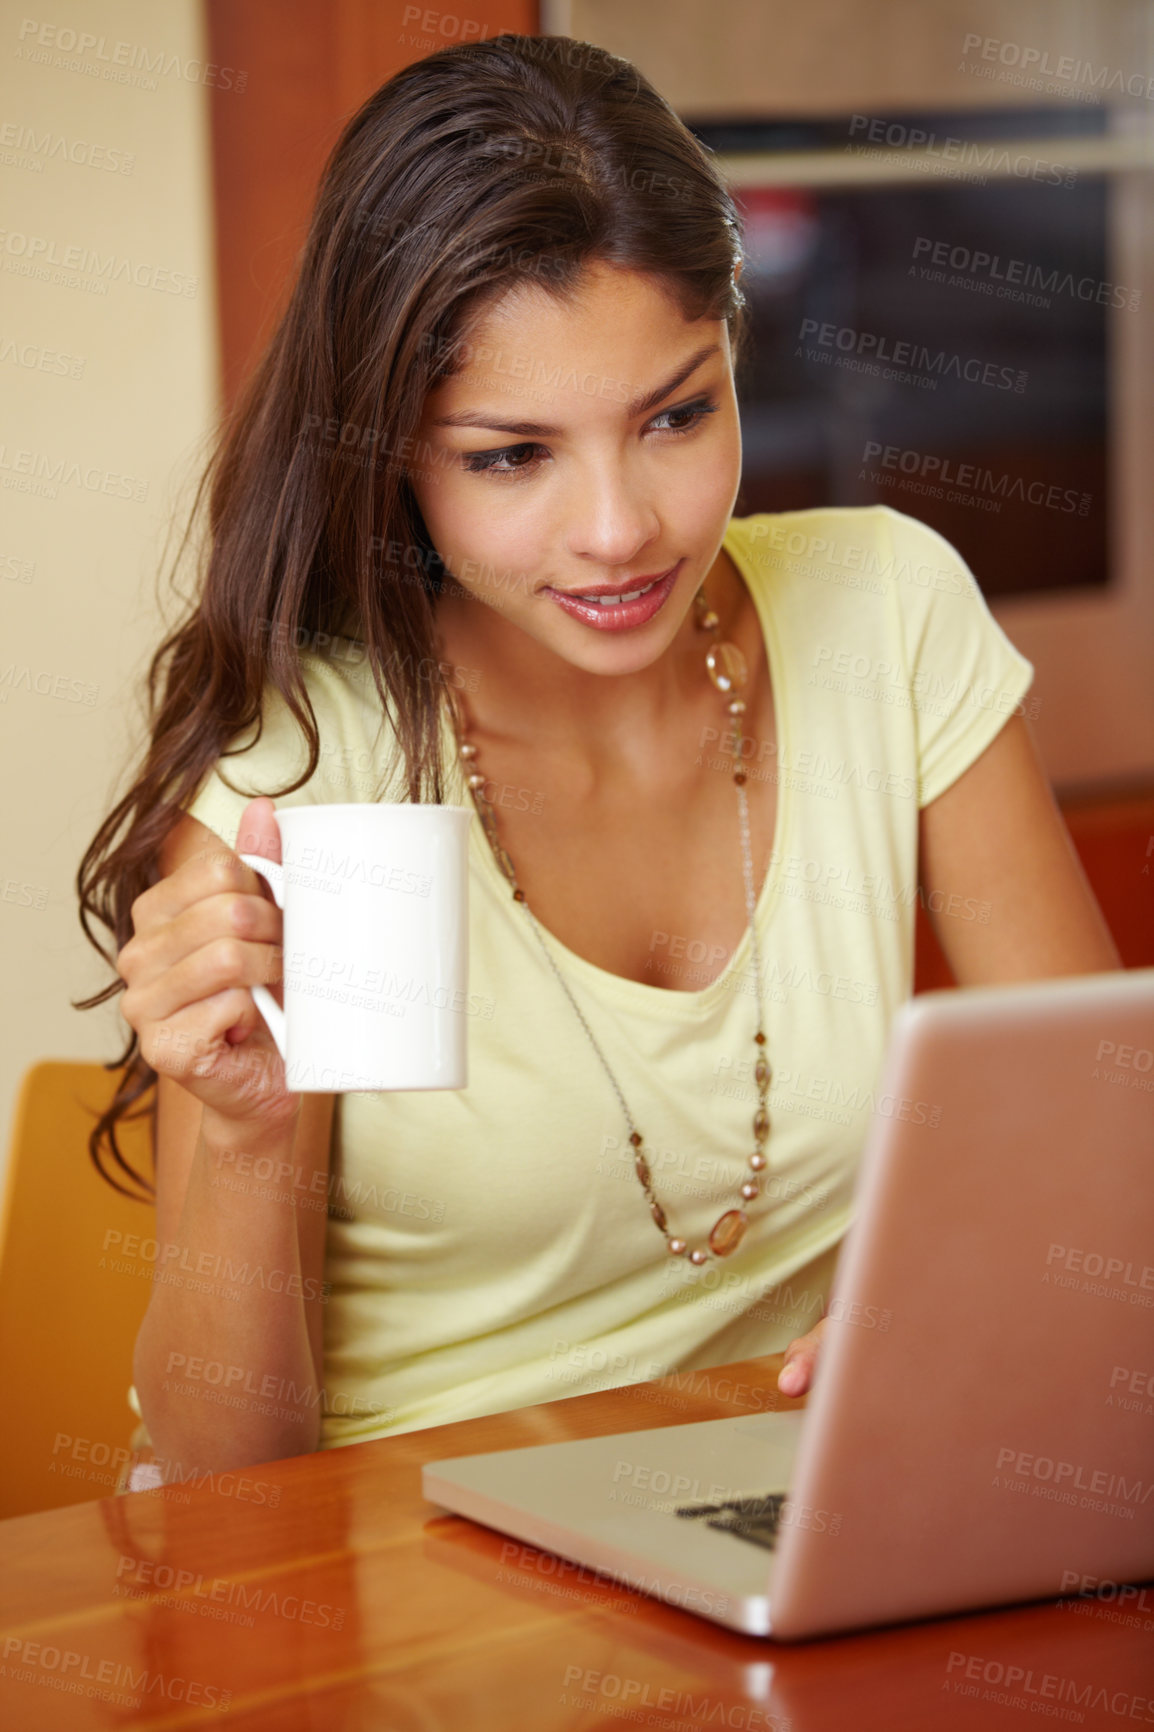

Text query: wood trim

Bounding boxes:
[204,0,538,406]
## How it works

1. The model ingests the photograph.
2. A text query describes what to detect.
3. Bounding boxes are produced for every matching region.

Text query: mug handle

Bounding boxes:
[238,852,287,1061]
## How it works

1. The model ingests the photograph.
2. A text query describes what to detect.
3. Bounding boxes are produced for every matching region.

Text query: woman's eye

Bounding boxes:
[650,399,718,436]
[462,443,544,476]
[459,399,718,477]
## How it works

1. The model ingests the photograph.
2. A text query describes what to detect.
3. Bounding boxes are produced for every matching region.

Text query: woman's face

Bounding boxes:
[409,260,742,679]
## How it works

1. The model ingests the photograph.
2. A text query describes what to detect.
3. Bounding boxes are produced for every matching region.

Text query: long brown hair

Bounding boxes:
[76,31,748,1197]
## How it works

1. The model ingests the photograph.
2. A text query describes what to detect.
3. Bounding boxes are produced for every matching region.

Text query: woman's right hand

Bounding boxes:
[118,796,298,1131]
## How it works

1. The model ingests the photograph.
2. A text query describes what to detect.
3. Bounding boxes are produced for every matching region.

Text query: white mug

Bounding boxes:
[238,803,472,1092]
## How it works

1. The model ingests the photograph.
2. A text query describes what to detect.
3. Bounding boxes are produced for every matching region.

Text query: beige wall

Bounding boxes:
[551,0,1153,115]
[0,0,219,1177]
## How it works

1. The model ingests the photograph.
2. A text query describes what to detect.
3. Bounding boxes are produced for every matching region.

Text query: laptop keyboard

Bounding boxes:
[675,1493,787,1552]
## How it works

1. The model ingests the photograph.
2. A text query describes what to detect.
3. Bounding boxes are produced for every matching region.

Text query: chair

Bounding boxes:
[0,1061,155,1520]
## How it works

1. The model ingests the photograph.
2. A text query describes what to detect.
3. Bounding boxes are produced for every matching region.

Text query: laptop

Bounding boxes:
[422,968,1154,1639]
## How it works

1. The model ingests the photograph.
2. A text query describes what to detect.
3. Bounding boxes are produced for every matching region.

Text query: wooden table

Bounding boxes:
[1,1354,1151,1729]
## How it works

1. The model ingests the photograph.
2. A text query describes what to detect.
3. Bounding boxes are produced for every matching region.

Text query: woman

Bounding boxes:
[78,34,1119,1481]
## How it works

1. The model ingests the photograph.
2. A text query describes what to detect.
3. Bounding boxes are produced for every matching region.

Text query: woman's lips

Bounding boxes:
[544,562,682,631]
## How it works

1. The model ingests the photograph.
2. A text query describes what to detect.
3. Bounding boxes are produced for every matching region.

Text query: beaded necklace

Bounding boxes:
[444,582,771,1264]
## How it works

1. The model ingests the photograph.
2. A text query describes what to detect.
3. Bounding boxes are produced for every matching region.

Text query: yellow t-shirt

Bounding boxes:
[132,505,1034,1448]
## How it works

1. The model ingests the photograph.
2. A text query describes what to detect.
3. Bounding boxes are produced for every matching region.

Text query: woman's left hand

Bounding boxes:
[777,1316,827,1397]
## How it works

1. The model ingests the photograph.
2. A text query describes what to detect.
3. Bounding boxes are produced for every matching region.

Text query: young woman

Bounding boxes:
[79,34,1120,1481]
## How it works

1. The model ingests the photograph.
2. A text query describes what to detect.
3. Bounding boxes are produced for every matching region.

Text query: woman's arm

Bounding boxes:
[127,808,337,1471]
[915,710,1121,982]
[135,1074,336,1470]
[778,711,1123,1396]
